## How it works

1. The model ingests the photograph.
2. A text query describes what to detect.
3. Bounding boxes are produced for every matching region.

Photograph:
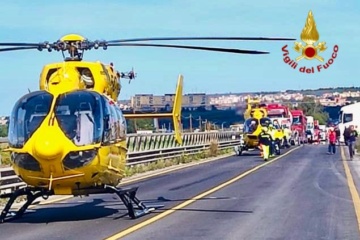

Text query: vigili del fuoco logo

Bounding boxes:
[281,10,338,73]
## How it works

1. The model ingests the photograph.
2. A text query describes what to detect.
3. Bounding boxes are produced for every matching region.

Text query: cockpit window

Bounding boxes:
[54,91,104,146]
[244,118,259,134]
[8,91,53,148]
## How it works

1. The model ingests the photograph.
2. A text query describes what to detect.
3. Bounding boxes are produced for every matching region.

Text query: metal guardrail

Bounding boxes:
[0,131,242,195]
[0,167,24,194]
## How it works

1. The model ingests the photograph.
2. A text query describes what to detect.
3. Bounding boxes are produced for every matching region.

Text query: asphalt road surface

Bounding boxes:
[1,145,360,240]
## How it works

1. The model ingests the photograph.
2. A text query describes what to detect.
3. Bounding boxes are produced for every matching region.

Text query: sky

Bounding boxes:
[0,0,359,115]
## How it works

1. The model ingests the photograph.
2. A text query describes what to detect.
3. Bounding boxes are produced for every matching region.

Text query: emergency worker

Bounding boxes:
[282,122,291,148]
[347,125,358,160]
[268,123,276,157]
[327,128,336,154]
[258,126,273,161]
[334,126,340,145]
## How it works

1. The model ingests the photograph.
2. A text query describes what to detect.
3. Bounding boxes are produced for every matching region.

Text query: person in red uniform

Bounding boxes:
[327,128,337,154]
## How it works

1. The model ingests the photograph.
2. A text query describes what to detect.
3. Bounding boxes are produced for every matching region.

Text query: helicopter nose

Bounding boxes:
[33,128,63,160]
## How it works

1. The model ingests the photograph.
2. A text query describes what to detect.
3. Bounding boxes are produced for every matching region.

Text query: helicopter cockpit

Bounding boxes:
[8,87,128,151]
[244,118,259,134]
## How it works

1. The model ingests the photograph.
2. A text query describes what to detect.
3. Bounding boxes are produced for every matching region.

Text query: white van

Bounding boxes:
[338,102,360,142]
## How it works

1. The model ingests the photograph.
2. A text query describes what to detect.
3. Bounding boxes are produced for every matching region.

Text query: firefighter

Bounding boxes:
[268,123,276,157]
[259,126,273,161]
[282,121,292,148]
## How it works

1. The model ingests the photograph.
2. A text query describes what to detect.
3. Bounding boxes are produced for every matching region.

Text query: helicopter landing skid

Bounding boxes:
[0,187,52,223]
[105,185,163,219]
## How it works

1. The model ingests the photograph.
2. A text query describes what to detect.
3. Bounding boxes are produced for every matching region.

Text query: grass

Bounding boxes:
[0,143,10,166]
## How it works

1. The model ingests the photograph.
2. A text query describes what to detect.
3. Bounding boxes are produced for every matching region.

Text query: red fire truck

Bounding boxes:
[265,103,291,119]
[290,109,307,145]
[265,103,293,147]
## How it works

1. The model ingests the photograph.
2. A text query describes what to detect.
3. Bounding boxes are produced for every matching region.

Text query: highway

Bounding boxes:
[1,145,360,240]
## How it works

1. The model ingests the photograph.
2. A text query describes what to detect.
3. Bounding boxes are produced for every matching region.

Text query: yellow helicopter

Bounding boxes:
[234,97,271,155]
[234,97,288,156]
[0,33,294,222]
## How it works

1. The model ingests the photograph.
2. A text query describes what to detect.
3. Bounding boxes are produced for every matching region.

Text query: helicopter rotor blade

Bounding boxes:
[0,43,41,47]
[107,37,296,43]
[107,43,269,54]
[0,46,38,52]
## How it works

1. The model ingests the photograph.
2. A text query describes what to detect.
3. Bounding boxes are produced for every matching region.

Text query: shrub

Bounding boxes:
[208,140,219,157]
[356,138,360,153]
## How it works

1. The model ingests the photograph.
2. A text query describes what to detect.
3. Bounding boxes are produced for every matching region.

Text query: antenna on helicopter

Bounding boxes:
[121,67,137,84]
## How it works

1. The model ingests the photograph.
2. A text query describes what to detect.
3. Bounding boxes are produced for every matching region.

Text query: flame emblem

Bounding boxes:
[293,11,327,62]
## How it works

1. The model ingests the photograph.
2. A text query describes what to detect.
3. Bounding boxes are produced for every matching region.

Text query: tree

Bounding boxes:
[298,96,329,125]
[0,125,8,137]
[126,118,154,133]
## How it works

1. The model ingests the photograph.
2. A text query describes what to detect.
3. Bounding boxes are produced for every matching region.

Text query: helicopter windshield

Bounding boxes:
[244,118,259,134]
[8,91,53,148]
[54,91,104,146]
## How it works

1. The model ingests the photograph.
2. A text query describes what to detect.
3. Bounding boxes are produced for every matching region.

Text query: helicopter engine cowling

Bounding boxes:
[45,67,82,94]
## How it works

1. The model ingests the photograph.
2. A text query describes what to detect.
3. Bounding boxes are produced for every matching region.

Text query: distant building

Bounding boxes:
[122,88,360,111]
[130,93,209,110]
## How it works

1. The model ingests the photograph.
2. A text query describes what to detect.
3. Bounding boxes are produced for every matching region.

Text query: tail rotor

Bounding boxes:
[120,67,137,83]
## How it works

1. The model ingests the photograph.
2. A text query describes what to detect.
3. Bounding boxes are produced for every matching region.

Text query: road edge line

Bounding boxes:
[341,146,360,233]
